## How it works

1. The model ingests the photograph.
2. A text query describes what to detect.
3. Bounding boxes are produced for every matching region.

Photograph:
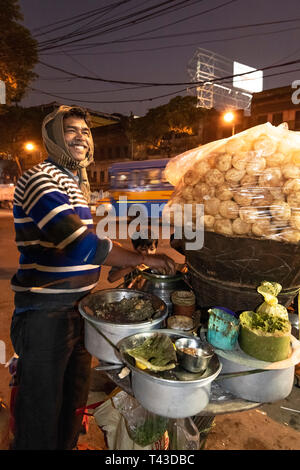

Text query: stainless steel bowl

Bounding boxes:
[175,338,215,373]
[79,288,166,324]
[78,289,167,364]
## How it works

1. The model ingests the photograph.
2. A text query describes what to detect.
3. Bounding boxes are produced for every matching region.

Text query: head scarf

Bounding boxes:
[42,105,94,201]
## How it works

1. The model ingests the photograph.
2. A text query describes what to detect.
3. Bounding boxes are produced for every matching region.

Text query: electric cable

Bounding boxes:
[37,0,238,52]
[32,0,134,36]
[39,23,300,57]
[39,17,300,55]
[37,0,197,49]
[37,57,300,87]
[29,65,300,105]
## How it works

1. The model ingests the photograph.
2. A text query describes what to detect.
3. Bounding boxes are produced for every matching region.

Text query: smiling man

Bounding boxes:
[64,115,91,163]
[10,105,175,450]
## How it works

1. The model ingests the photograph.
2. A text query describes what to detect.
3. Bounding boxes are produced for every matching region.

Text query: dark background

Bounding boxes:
[18,0,300,116]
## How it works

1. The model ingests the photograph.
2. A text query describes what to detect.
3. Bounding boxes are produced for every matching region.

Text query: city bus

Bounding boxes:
[96,158,174,218]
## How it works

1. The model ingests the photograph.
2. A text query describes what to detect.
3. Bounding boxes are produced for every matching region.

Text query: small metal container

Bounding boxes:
[139,269,186,314]
[175,338,215,373]
[171,290,196,318]
[167,315,194,332]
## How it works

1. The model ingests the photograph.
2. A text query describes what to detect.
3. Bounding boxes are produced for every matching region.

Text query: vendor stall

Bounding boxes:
[78,121,300,450]
[78,284,300,450]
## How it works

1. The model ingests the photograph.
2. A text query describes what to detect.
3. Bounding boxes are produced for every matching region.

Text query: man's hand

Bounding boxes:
[104,244,176,275]
[143,254,176,275]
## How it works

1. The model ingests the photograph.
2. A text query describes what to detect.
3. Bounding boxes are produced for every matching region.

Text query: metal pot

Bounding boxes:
[78,289,167,365]
[216,355,295,403]
[118,330,222,418]
[139,269,188,314]
[288,312,299,339]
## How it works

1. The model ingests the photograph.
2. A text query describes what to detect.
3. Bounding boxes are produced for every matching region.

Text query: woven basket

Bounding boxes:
[185,231,300,314]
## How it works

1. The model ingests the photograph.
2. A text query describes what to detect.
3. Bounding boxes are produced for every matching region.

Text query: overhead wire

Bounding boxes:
[22,1,300,111]
[37,0,198,50]
[39,21,300,57]
[60,0,134,39]
[29,64,300,105]
[59,49,156,92]
[37,57,300,87]
[29,4,300,104]
[32,0,133,37]
[35,19,300,98]
[39,84,152,94]
[36,0,175,47]
[37,0,237,52]
[39,16,300,55]
[68,0,151,38]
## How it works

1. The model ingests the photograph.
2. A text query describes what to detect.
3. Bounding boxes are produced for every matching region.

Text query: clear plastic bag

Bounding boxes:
[168,418,200,450]
[164,122,300,244]
[112,391,169,448]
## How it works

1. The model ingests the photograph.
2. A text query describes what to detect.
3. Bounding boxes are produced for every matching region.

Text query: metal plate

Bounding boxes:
[117,329,222,385]
[79,288,167,326]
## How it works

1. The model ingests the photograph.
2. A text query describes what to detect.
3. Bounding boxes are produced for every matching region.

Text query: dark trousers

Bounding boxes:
[10,306,92,450]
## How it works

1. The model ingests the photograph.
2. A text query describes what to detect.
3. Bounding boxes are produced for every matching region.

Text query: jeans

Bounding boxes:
[10,306,92,450]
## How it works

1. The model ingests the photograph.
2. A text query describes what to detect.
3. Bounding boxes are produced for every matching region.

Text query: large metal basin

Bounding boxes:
[118,330,222,418]
[198,327,296,403]
[78,289,167,364]
[217,356,294,403]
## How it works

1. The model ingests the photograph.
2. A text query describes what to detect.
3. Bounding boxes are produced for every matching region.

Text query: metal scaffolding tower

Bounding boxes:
[187,48,253,114]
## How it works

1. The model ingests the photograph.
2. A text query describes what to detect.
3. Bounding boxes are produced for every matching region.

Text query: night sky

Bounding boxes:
[18,0,300,116]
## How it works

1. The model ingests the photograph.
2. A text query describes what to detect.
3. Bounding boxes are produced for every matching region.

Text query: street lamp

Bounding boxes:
[223,111,235,136]
[24,142,43,169]
[25,142,35,151]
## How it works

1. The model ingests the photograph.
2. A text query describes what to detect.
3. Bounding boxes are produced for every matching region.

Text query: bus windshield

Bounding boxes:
[110,160,173,190]
[99,159,174,218]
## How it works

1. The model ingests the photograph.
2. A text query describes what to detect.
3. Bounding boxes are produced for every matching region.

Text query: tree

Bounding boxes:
[0,105,46,175]
[122,96,208,157]
[0,0,38,104]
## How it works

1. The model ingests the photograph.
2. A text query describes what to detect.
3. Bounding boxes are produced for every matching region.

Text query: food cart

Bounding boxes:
[78,281,300,450]
[78,122,300,450]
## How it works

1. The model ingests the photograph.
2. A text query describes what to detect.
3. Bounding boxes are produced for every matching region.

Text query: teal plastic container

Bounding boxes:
[207,307,240,350]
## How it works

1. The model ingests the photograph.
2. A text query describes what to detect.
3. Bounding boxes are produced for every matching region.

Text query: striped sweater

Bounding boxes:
[11,159,111,312]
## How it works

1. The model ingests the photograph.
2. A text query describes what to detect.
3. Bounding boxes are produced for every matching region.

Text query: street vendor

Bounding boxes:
[9,105,176,450]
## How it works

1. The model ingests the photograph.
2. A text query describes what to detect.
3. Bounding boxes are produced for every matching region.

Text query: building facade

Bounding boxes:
[88,121,130,192]
[248,85,300,130]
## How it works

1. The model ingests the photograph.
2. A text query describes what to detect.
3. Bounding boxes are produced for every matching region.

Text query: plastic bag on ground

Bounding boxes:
[93,391,169,450]
[168,417,200,450]
[112,391,169,448]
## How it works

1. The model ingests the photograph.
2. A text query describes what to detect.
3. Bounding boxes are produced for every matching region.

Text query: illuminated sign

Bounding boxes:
[233,62,263,93]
